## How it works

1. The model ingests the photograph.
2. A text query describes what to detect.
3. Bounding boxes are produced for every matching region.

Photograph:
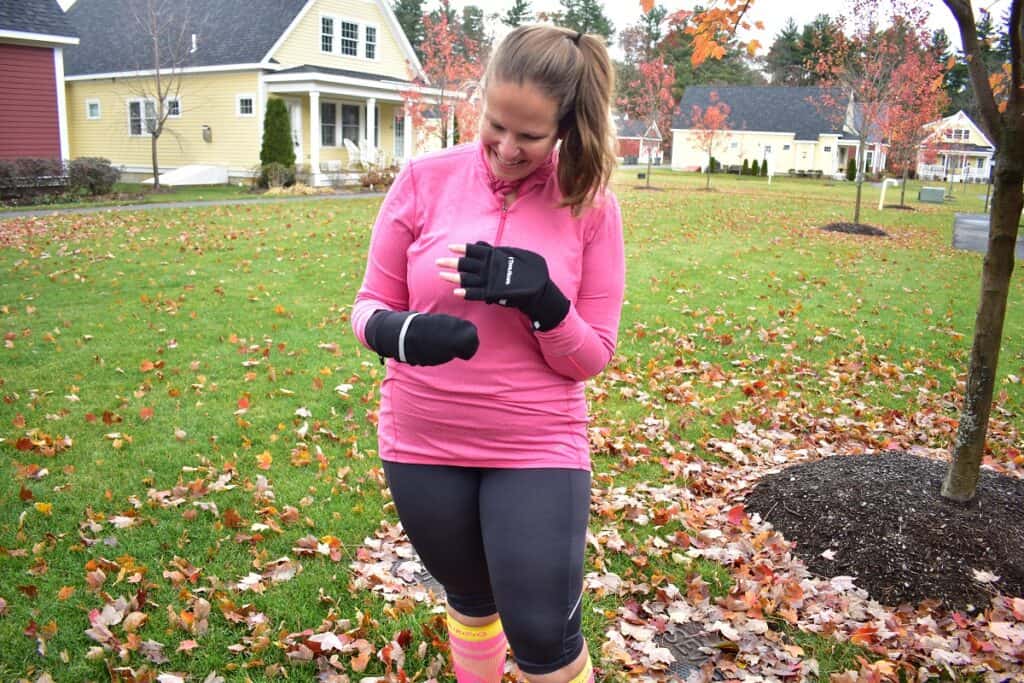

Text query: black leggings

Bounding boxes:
[382,461,591,675]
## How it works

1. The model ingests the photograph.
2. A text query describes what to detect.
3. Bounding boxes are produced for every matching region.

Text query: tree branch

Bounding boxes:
[1010,0,1022,114]
[943,0,1000,139]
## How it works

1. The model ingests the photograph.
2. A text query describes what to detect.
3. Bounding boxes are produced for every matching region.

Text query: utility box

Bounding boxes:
[918,186,945,203]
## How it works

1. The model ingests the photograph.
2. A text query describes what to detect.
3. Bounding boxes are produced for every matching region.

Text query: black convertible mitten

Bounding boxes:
[365,310,479,365]
[456,241,570,331]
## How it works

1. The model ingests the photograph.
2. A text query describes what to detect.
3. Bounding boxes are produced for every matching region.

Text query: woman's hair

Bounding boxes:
[483,25,617,215]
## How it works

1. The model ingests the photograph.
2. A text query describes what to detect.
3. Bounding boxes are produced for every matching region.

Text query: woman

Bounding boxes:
[351,24,624,683]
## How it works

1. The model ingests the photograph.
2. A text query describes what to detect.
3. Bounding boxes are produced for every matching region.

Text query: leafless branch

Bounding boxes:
[943,0,1001,140]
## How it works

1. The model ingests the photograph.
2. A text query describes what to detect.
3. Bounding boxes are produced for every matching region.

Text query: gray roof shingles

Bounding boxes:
[672,86,847,141]
[0,0,77,39]
[616,118,659,139]
[63,0,308,76]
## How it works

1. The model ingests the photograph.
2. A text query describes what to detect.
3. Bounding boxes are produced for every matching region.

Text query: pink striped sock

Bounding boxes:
[446,613,507,683]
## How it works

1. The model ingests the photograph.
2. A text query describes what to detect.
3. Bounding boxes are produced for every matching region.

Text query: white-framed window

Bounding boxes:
[977,158,985,169]
[86,99,101,120]
[165,97,181,118]
[128,99,157,136]
[321,16,334,53]
[823,145,832,152]
[730,141,738,149]
[342,104,360,143]
[319,15,378,60]
[365,25,377,59]
[764,145,772,154]
[394,111,405,158]
[340,20,359,56]
[782,144,791,151]
[237,94,255,117]
[321,101,337,146]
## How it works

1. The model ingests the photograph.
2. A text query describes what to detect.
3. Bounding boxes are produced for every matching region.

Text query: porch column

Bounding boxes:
[366,97,377,164]
[403,111,413,161]
[309,90,321,186]
[447,109,455,147]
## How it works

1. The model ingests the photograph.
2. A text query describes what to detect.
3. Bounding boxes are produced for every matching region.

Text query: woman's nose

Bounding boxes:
[497,135,519,158]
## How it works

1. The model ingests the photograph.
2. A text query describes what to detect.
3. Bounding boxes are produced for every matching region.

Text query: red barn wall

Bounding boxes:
[0,44,61,160]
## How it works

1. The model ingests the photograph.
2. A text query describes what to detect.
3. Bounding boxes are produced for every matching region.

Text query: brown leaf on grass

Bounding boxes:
[223,508,245,529]
[57,586,75,601]
[19,484,33,501]
[139,407,154,421]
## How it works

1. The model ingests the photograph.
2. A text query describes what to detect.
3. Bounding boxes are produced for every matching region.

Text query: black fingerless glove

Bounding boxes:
[456,241,570,331]
[365,310,479,366]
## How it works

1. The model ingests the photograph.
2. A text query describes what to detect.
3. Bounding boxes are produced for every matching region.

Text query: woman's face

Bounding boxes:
[480,80,560,184]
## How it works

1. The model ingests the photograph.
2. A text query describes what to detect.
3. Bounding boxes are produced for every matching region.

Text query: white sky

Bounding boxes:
[427,0,1010,59]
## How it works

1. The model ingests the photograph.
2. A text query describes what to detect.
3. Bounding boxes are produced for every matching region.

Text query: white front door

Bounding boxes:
[285,99,303,162]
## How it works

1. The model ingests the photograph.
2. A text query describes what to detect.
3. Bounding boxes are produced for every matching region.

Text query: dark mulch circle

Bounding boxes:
[883,204,916,211]
[745,452,1024,611]
[633,186,666,191]
[821,222,889,237]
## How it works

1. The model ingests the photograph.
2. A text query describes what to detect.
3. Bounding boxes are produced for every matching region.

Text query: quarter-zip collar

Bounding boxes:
[476,140,557,204]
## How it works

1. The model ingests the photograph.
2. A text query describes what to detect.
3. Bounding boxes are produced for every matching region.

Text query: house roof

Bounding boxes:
[616,118,662,140]
[63,0,308,76]
[272,64,412,85]
[0,0,77,39]
[933,142,994,153]
[673,86,847,141]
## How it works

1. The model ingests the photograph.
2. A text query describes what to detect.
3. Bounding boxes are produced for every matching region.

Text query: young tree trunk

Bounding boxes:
[151,133,161,190]
[900,167,909,207]
[646,152,653,188]
[705,161,711,190]
[853,150,864,225]
[942,140,1023,501]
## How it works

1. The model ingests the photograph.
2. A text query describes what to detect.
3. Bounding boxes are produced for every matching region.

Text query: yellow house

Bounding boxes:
[62,0,447,185]
[916,110,995,184]
[671,86,887,178]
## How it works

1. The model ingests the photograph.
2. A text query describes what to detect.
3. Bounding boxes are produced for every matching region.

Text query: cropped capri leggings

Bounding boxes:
[382,461,591,676]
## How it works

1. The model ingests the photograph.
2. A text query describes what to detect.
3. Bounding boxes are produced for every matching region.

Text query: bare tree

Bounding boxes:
[125,0,196,190]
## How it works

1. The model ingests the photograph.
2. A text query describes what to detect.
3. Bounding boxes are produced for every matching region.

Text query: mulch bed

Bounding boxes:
[744,452,1024,611]
[821,222,889,237]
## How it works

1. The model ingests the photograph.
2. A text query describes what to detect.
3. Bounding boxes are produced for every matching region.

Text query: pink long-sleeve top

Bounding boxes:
[351,141,625,470]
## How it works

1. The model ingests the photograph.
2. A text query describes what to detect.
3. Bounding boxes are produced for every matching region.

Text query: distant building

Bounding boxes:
[671,86,887,177]
[616,116,663,165]
[916,110,994,184]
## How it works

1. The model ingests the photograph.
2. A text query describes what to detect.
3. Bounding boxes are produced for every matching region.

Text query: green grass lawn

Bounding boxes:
[0,169,1019,681]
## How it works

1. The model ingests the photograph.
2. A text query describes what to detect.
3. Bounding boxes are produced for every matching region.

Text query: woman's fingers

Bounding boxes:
[436,257,459,269]
[439,271,460,284]
[448,244,468,255]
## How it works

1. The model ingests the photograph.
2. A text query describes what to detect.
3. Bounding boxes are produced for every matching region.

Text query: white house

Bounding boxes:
[671,85,887,178]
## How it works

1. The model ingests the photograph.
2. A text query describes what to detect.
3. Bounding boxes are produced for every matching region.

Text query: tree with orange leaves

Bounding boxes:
[400,1,482,151]
[880,44,949,207]
[618,54,676,186]
[688,91,731,190]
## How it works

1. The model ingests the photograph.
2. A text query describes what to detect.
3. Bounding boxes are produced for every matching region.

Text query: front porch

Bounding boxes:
[263,66,445,186]
[836,140,886,177]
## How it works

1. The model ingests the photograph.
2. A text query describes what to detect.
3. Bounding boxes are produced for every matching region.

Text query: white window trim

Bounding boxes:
[318,13,379,62]
[320,100,338,146]
[237,93,256,117]
[363,22,379,61]
[86,98,101,120]
[127,98,157,137]
[165,96,182,118]
[319,13,335,55]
